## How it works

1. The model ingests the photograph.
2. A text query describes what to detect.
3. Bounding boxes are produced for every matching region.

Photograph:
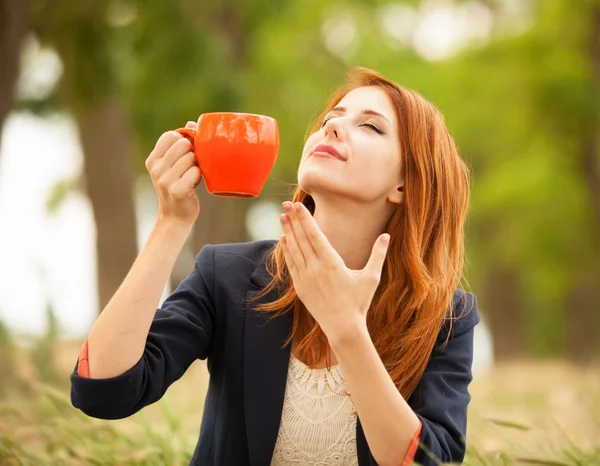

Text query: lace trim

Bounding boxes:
[270,354,358,466]
[289,354,347,396]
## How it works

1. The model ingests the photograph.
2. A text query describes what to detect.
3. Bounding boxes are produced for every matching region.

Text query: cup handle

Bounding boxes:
[175,127,196,144]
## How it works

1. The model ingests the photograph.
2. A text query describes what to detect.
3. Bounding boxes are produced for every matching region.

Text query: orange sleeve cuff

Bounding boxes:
[77,339,90,378]
[401,420,422,466]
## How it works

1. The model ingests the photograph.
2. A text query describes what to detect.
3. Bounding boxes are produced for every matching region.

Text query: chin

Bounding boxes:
[301,173,390,206]
[298,171,358,202]
[298,175,330,195]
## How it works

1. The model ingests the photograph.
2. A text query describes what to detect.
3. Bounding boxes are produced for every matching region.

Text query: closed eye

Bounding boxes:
[321,117,385,135]
[361,123,384,134]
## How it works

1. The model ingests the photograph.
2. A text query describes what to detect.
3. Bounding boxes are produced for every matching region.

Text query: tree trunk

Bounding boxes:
[565,276,600,363]
[192,187,252,253]
[168,233,196,293]
[0,0,29,152]
[566,4,600,362]
[583,4,600,237]
[481,266,526,361]
[77,98,138,312]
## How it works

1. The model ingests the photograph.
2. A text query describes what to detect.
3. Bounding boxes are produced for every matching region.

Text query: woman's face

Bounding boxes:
[298,86,403,205]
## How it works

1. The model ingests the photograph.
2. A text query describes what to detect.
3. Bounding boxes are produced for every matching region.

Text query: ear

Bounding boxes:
[387,184,404,205]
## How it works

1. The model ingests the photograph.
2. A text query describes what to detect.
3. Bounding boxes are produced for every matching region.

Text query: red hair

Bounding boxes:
[254,68,471,400]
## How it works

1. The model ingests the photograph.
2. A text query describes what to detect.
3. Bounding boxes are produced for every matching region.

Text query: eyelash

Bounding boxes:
[320,118,384,135]
[362,123,384,134]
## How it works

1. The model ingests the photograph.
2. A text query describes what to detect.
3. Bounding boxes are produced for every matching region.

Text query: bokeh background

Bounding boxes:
[0,0,599,464]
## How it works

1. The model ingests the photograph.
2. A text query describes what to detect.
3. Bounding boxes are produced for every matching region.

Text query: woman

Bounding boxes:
[71,68,480,466]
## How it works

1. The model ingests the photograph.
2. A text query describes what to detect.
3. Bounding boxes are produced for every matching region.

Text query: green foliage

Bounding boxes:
[0,384,597,465]
[0,321,596,465]
[0,384,197,465]
[0,318,20,398]
[46,176,82,214]
[30,0,117,112]
[30,304,63,386]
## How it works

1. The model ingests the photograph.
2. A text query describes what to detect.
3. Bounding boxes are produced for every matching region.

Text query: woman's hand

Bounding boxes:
[279,201,390,341]
[145,121,202,226]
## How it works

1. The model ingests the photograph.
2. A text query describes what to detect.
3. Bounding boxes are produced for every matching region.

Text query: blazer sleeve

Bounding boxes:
[69,244,216,420]
[409,291,480,466]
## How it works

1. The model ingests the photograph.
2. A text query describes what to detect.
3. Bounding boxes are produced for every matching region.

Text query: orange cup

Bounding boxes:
[175,112,279,198]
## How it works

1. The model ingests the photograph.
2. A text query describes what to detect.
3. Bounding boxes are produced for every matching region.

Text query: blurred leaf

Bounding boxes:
[515,459,574,466]
[485,417,531,431]
[45,176,82,214]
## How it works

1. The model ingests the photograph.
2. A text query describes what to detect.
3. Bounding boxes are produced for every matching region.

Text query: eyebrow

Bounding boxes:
[328,106,391,124]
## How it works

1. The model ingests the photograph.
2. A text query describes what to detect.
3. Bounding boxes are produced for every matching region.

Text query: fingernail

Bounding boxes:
[280,214,289,224]
[283,202,293,212]
[381,234,390,245]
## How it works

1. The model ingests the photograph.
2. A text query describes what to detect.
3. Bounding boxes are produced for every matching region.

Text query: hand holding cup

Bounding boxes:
[145,121,202,226]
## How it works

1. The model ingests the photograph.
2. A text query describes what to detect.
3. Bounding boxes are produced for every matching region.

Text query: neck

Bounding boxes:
[311,195,394,270]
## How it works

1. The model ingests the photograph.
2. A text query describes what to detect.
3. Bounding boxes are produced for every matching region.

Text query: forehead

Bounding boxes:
[335,86,396,122]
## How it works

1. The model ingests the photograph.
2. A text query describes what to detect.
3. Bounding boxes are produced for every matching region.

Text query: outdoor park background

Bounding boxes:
[0,0,599,464]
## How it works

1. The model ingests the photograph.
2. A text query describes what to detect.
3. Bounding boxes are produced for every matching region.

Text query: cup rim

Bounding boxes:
[199,112,276,121]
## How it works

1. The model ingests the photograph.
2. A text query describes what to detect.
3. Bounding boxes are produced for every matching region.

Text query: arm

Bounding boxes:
[70,238,216,420]
[331,292,479,466]
[330,327,422,466]
[85,126,203,378]
[86,217,193,378]
[408,292,479,465]
[70,125,208,419]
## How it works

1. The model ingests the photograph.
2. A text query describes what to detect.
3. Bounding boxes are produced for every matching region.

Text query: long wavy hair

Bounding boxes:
[253,68,471,400]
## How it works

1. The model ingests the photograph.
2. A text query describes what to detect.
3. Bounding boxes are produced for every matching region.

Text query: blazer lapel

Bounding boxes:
[243,257,292,466]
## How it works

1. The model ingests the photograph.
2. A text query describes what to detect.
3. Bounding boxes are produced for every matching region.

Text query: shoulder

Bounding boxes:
[438,289,480,342]
[210,239,277,266]
[451,289,479,324]
[194,239,277,287]
[196,239,276,265]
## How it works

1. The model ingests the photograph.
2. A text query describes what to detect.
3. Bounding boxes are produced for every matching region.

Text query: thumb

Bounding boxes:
[364,234,390,278]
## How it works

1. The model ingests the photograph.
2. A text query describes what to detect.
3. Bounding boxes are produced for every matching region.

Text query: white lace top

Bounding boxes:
[270,354,359,466]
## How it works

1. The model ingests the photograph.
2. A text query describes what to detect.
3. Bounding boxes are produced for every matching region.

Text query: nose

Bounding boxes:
[323,118,343,140]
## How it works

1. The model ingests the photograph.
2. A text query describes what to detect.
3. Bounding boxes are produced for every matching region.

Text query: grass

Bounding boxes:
[0,340,599,465]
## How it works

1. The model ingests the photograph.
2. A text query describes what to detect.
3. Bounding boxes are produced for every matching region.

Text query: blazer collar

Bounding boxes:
[244,250,292,466]
[248,251,274,288]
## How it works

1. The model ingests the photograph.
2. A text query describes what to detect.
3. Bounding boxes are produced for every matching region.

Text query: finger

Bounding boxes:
[280,235,300,282]
[152,131,182,160]
[364,234,390,280]
[185,121,197,129]
[181,165,202,189]
[283,201,317,262]
[146,132,181,172]
[293,202,340,263]
[280,214,306,269]
[170,165,202,198]
[163,137,193,169]
[161,152,197,184]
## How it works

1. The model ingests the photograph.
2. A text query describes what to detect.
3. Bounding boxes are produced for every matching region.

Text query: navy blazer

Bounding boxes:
[70,240,480,466]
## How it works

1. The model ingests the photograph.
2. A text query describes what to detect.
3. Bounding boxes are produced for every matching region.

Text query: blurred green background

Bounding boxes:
[0,0,599,464]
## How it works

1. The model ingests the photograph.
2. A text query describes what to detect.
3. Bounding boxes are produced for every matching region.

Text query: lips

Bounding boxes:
[312,144,346,161]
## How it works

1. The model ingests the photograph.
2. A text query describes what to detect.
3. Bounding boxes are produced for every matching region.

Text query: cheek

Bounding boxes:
[298,132,319,165]
[302,133,317,153]
[350,149,400,191]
